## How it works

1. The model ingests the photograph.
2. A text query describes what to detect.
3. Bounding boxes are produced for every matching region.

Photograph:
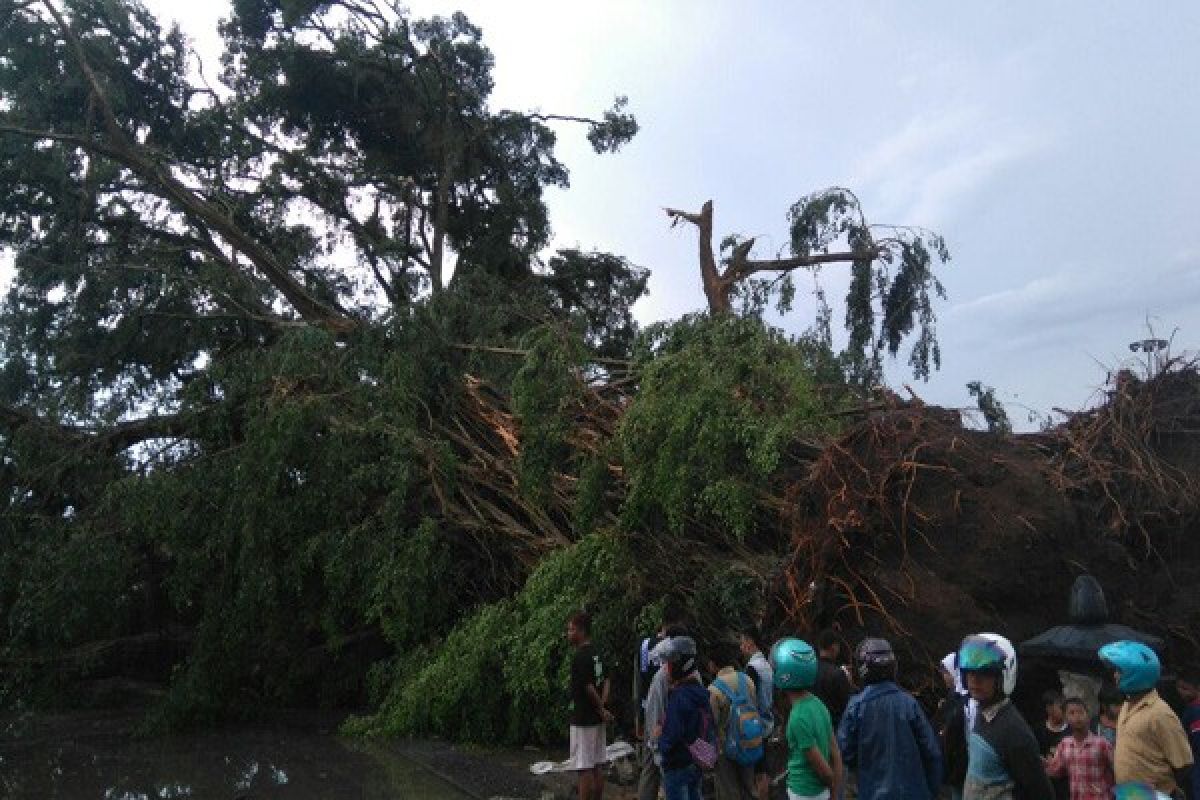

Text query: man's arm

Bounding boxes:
[805,744,836,789]
[586,680,613,723]
[633,649,644,738]
[1044,739,1066,779]
[830,730,845,796]
[658,694,683,756]
[1005,724,1056,800]
[1171,765,1191,799]
[1154,713,1195,798]
[911,702,944,794]
[835,669,854,713]
[836,698,859,769]
[645,668,668,750]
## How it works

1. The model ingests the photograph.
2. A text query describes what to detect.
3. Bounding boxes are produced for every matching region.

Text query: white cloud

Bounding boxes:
[851,107,1055,226]
[946,258,1200,354]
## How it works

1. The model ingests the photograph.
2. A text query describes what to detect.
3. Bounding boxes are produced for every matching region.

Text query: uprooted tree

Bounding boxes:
[3,0,1195,748]
[0,0,647,727]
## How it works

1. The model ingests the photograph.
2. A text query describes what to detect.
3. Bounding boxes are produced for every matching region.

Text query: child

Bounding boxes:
[1094,689,1121,746]
[772,638,842,800]
[1039,691,1071,800]
[1045,697,1115,800]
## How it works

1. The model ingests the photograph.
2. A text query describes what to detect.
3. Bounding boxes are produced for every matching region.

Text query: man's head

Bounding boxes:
[1043,690,1066,725]
[966,671,999,704]
[1098,687,1123,720]
[661,636,699,683]
[738,625,764,659]
[958,633,1017,706]
[855,638,897,685]
[710,643,740,677]
[771,637,819,693]
[1098,640,1160,697]
[567,610,591,647]
[816,629,841,660]
[1176,671,1200,704]
[1064,697,1090,735]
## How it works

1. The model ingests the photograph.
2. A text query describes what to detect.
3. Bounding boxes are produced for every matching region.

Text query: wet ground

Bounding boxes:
[0,711,531,799]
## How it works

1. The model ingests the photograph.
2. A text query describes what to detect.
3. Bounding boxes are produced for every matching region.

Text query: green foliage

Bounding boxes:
[618,315,835,538]
[349,532,642,745]
[511,327,586,503]
[539,249,649,360]
[787,188,950,385]
[966,380,1013,434]
[691,563,766,634]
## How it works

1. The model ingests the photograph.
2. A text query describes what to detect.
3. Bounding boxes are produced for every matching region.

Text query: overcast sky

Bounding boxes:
[142,2,1200,425]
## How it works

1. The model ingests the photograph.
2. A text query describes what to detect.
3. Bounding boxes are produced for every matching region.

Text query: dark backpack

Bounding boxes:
[713,672,767,766]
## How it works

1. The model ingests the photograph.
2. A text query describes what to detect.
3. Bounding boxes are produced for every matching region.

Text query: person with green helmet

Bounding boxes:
[957,633,1053,800]
[1098,641,1193,798]
[771,637,843,800]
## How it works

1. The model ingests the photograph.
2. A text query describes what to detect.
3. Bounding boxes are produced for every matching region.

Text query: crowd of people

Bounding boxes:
[563,610,1200,800]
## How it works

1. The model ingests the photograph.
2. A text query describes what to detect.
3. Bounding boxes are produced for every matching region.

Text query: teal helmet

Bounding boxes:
[770,638,818,690]
[1114,782,1172,800]
[1098,641,1160,694]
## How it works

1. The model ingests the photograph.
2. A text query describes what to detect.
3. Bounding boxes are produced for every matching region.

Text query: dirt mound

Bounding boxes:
[774,365,1200,701]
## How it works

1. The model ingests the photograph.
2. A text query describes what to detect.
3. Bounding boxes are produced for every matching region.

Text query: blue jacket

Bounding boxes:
[658,681,713,771]
[838,681,943,800]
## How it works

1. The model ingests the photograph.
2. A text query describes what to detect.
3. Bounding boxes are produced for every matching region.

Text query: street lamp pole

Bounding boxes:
[1128,338,1169,378]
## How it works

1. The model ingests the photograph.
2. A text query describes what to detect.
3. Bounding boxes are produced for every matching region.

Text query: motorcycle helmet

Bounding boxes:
[770,637,818,691]
[957,633,1017,697]
[855,638,897,684]
[659,635,698,678]
[1098,641,1160,695]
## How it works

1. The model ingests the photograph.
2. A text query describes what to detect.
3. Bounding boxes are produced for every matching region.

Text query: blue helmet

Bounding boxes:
[1098,640,1160,694]
[770,638,818,691]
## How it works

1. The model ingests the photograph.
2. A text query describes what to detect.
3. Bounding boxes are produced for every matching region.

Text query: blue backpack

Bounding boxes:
[713,672,766,766]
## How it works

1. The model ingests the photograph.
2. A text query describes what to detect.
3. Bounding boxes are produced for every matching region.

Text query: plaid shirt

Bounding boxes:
[1046,733,1115,800]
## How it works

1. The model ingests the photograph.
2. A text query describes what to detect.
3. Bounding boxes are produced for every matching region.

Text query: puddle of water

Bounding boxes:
[0,713,471,800]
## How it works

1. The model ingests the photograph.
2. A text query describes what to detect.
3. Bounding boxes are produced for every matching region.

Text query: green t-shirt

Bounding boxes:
[787,693,833,797]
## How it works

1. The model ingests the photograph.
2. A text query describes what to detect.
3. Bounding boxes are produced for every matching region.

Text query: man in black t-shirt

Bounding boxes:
[814,630,853,727]
[568,610,611,800]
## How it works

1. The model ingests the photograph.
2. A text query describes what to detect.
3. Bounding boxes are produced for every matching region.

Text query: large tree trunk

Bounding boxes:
[665,201,732,313]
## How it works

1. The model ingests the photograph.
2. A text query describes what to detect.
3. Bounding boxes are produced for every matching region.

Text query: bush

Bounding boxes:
[349,531,644,744]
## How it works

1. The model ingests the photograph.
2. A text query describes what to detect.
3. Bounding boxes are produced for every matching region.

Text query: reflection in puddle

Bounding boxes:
[0,713,470,800]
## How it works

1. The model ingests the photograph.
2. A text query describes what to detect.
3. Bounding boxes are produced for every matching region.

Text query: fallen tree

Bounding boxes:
[4,0,1194,750]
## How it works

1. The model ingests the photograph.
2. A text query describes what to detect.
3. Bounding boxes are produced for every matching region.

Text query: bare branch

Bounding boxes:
[736,249,880,278]
[526,112,604,126]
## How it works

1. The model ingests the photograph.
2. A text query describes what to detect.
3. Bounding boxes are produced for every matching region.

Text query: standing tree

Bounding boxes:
[666,189,949,384]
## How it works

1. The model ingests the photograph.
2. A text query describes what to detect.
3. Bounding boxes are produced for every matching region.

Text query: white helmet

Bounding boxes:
[958,632,1018,697]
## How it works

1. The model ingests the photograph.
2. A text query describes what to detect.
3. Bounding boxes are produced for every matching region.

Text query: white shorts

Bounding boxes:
[568,724,607,771]
[788,791,830,800]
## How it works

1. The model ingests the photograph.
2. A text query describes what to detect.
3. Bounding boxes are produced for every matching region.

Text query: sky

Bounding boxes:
[136,2,1200,425]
